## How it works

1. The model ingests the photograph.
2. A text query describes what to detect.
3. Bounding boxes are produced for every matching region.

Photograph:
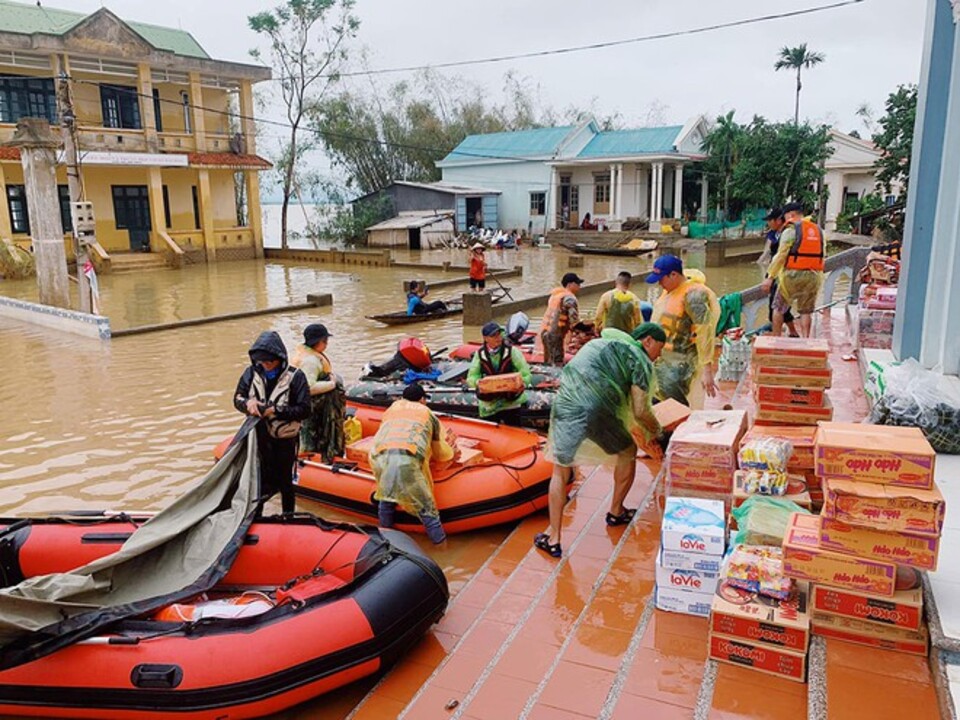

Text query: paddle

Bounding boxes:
[490,273,514,301]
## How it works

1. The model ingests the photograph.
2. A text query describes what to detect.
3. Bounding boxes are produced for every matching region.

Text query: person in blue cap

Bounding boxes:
[465,321,533,425]
[646,254,719,408]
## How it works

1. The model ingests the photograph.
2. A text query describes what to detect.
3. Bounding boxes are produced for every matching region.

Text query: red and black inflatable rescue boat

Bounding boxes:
[0,514,448,719]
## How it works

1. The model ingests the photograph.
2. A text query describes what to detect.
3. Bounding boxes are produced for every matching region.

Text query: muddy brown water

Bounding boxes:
[0,246,763,718]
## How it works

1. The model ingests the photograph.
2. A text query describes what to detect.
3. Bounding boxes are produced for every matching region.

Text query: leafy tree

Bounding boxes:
[774,44,825,124]
[872,84,917,196]
[701,111,743,230]
[249,0,359,248]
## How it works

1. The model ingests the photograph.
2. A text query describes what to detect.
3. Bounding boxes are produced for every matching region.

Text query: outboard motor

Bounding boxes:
[505,312,530,345]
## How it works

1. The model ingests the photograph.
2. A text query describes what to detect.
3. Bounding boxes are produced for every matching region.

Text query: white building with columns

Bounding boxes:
[436,117,709,236]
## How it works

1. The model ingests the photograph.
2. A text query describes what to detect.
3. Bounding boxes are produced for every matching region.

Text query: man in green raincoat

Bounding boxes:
[466,321,533,425]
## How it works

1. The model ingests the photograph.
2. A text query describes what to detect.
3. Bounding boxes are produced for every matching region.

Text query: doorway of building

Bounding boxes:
[112,185,152,252]
[559,175,578,228]
[409,227,422,250]
[465,197,483,228]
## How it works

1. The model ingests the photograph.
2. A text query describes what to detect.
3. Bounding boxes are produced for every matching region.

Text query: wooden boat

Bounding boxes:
[564,239,659,257]
[367,288,510,326]
[347,379,555,430]
[0,514,448,719]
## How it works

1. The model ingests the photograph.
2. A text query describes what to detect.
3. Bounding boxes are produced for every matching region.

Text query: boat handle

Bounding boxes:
[131,664,183,689]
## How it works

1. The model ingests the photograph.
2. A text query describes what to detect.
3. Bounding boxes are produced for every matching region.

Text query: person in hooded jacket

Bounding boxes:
[233,331,311,514]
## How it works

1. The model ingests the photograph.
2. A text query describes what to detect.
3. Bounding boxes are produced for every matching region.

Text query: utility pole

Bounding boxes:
[55,54,93,314]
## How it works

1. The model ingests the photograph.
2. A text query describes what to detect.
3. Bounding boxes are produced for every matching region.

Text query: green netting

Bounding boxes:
[687,208,769,239]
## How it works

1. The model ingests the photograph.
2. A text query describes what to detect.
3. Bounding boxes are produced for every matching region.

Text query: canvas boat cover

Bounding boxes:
[0,418,261,670]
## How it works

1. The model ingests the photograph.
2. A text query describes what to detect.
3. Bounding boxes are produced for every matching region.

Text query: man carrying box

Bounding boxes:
[466,321,533,426]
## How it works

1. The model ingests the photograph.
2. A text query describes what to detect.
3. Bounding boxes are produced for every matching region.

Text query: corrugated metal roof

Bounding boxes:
[367,212,454,231]
[441,126,576,164]
[576,126,684,158]
[0,0,210,59]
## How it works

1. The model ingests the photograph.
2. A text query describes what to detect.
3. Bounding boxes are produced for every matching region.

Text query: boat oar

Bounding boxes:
[490,273,514,301]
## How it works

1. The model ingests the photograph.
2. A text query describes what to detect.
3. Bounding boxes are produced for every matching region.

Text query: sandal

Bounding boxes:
[605,508,637,526]
[534,532,562,558]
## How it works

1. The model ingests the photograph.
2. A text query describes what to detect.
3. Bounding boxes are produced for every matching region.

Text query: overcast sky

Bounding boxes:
[64,0,927,179]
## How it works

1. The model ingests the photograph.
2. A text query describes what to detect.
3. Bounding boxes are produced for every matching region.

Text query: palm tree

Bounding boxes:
[775,44,826,124]
[702,111,743,237]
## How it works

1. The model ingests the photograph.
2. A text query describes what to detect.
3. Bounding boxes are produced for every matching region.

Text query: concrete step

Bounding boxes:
[108,253,169,273]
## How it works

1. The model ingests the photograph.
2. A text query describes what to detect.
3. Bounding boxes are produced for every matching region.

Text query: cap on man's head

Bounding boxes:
[303,323,331,346]
[782,201,804,215]
[764,207,783,221]
[481,321,502,337]
[631,322,667,343]
[561,272,585,286]
[645,254,684,283]
[402,383,426,402]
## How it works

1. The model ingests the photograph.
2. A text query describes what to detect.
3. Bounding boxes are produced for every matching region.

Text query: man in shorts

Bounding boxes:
[534,327,665,558]
[761,202,825,338]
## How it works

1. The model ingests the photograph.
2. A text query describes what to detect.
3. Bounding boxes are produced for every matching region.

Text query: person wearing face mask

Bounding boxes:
[233,331,311,514]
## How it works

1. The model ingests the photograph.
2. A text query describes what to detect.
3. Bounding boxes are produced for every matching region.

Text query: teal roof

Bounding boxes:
[577,126,684,158]
[442,126,576,163]
[0,0,210,59]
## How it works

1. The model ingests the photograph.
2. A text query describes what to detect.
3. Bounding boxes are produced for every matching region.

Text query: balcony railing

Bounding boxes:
[76,126,147,153]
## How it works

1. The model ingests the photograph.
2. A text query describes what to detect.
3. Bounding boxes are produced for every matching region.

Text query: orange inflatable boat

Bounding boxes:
[0,514,448,719]
[216,403,557,534]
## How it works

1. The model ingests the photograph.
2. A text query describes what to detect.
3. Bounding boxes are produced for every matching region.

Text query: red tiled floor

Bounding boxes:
[429,650,490,693]
[370,660,437,703]
[539,659,618,718]
[462,672,538,719]
[454,579,500,609]
[454,617,513,659]
[401,683,465,720]
[486,588,536,624]
[348,695,409,720]
[527,703,594,720]
[504,567,554,598]
[494,634,559,684]
[710,669,806,719]
[612,693,696,720]
[826,662,941,720]
[823,638,933,682]
[623,647,706,709]
[562,624,634,671]
[710,663,806,698]
[434,602,483,637]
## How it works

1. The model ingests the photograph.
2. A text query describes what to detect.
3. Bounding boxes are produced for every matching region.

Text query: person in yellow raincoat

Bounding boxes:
[595,271,642,333]
[646,254,720,409]
[291,324,345,463]
[534,324,665,559]
[371,383,456,543]
[761,201,824,338]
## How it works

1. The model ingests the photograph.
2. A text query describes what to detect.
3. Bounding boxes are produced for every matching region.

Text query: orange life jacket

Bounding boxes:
[541,287,576,335]
[653,280,706,356]
[784,220,825,271]
[373,400,436,458]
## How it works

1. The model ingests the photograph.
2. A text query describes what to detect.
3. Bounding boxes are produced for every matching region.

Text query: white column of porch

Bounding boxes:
[673,163,684,220]
[700,173,709,221]
[615,163,624,223]
[650,162,664,233]
[548,166,559,231]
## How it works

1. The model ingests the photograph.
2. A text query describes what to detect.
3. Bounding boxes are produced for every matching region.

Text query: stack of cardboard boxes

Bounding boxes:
[752,336,834,427]
[781,422,943,655]
[664,409,748,510]
[655,497,725,618]
[737,425,819,509]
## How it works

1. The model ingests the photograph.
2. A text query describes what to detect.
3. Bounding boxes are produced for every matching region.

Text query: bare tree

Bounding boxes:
[249,0,359,248]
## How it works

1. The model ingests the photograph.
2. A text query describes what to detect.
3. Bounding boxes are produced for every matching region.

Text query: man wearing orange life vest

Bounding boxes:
[370,383,457,544]
[646,255,720,408]
[540,272,583,366]
[761,201,825,338]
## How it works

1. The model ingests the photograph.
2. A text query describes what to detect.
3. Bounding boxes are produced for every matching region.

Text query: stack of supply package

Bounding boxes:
[781,422,943,655]
[656,496,725,618]
[752,336,834,428]
[663,409,748,511]
[738,426,818,508]
[855,254,900,350]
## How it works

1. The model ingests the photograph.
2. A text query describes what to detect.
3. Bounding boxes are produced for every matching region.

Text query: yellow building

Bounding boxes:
[0,0,271,271]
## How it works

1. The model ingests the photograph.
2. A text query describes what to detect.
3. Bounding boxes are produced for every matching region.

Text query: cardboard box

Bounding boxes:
[819,517,939,571]
[708,633,807,682]
[710,581,811,652]
[740,426,816,469]
[661,497,726,556]
[653,398,693,432]
[667,462,735,494]
[810,584,923,631]
[815,423,936,489]
[821,478,945,537]
[659,547,723,574]
[756,384,827,407]
[656,487,732,517]
[667,410,748,465]
[476,372,524,398]
[782,513,897,597]
[344,436,376,465]
[656,550,721,594]
[756,397,833,426]
[655,584,713,617]
[733,471,812,509]
[811,612,928,655]
[754,365,833,389]
[752,336,830,369]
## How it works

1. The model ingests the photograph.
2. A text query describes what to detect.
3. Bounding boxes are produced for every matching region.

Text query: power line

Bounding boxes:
[295,0,866,79]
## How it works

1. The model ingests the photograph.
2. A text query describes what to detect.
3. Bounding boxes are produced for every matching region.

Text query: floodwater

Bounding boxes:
[0,244,764,718]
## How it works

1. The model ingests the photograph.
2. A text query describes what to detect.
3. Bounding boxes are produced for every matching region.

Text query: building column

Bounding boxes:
[548,166,558,231]
[650,162,664,231]
[138,63,158,153]
[198,168,216,263]
[700,172,709,221]
[188,72,207,152]
[146,167,167,252]
[246,171,264,258]
[615,163,624,221]
[673,163,684,220]
[893,0,956,364]
[238,80,256,154]
[0,164,12,241]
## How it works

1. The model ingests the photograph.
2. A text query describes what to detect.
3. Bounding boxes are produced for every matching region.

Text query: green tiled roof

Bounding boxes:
[441,126,576,164]
[0,0,210,59]
[576,126,684,158]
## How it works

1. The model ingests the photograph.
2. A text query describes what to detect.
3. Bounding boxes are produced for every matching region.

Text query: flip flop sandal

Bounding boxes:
[605,508,637,526]
[534,532,562,558]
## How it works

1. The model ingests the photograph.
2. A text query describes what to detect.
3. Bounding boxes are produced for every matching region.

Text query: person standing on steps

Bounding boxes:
[760,207,799,337]
[534,326,665,559]
[233,331,311,515]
